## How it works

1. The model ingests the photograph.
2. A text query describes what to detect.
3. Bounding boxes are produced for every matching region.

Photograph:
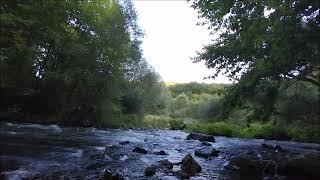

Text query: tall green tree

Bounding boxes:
[190,0,320,119]
[0,0,165,126]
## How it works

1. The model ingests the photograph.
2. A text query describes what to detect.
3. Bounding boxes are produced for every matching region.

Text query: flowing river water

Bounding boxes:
[1,122,320,179]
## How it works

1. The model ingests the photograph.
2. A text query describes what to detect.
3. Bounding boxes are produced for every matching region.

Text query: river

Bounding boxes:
[1,122,319,179]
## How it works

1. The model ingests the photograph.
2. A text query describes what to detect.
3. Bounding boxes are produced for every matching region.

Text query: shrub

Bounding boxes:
[188,121,241,137]
[241,122,290,140]
[288,124,320,142]
[169,119,186,130]
[142,115,171,129]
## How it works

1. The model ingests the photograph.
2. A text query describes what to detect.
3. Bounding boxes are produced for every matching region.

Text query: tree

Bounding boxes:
[0,0,166,126]
[190,0,319,120]
[190,0,319,88]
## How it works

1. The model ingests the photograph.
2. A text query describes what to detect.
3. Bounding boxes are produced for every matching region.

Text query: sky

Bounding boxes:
[133,0,231,84]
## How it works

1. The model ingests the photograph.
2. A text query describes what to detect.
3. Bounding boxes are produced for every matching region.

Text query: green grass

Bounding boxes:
[188,121,241,137]
[100,114,186,130]
[187,121,320,142]
[241,122,290,140]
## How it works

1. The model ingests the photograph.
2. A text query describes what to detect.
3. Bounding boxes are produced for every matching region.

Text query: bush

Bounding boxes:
[187,121,320,142]
[188,121,241,137]
[169,119,186,130]
[288,124,320,142]
[241,122,290,140]
[101,114,143,128]
[142,115,171,129]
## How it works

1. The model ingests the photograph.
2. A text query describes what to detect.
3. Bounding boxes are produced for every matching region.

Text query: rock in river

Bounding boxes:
[261,143,284,152]
[103,169,124,180]
[195,147,219,159]
[278,154,320,179]
[181,154,202,176]
[201,141,212,146]
[132,147,147,154]
[158,159,174,170]
[225,156,264,179]
[144,159,173,176]
[154,150,168,155]
[144,165,157,176]
[186,132,215,142]
[119,141,129,145]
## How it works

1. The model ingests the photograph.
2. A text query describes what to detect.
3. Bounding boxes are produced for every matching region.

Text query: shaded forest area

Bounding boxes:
[1,0,319,142]
[0,0,168,127]
[164,82,319,142]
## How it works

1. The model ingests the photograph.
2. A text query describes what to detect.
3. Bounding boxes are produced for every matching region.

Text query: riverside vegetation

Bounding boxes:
[1,0,319,143]
[1,1,320,179]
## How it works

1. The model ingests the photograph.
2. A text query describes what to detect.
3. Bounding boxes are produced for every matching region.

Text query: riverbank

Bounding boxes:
[99,115,320,143]
[1,114,320,143]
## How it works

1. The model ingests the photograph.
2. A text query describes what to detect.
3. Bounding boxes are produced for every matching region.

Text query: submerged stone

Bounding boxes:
[195,147,219,159]
[103,169,124,180]
[158,159,173,170]
[174,170,190,179]
[155,150,168,155]
[132,147,147,154]
[144,159,173,177]
[201,141,212,146]
[119,141,129,145]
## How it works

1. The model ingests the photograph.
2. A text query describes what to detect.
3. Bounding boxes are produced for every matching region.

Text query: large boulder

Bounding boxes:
[186,133,215,142]
[226,155,281,180]
[261,143,284,152]
[195,147,219,159]
[225,156,264,180]
[181,154,202,176]
[278,154,320,180]
[144,165,157,176]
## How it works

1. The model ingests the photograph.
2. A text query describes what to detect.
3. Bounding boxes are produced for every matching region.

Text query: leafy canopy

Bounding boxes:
[190,0,319,87]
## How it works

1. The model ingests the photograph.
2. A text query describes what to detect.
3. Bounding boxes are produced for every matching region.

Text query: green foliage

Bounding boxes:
[241,122,289,140]
[188,122,241,137]
[188,121,320,142]
[190,0,320,124]
[167,83,226,120]
[275,81,320,123]
[0,0,167,126]
[190,0,319,87]
[288,124,320,142]
[169,119,186,130]
[168,82,227,98]
[142,115,171,129]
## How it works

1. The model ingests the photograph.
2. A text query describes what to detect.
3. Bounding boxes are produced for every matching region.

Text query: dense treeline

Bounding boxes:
[0,0,166,126]
[161,81,319,142]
